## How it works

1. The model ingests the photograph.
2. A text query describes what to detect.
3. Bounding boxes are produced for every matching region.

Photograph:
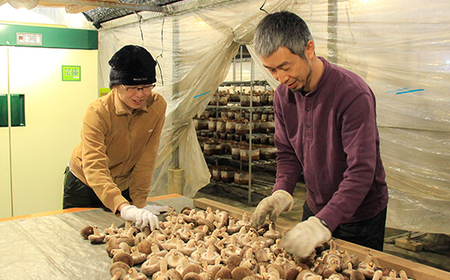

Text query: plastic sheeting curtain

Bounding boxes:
[97,0,295,197]
[95,0,450,234]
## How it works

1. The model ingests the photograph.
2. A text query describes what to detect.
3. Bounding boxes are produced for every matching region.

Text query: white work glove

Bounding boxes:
[120,205,159,230]
[142,204,170,215]
[250,190,294,228]
[280,216,331,258]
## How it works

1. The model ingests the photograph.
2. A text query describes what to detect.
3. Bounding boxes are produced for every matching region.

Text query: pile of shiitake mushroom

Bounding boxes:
[80,207,415,280]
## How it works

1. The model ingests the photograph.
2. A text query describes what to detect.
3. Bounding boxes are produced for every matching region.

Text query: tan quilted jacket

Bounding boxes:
[69,88,166,213]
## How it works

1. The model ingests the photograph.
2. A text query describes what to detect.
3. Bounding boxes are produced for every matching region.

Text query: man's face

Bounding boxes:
[261,46,313,93]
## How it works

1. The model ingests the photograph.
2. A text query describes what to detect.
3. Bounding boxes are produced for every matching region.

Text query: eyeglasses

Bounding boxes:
[121,84,155,93]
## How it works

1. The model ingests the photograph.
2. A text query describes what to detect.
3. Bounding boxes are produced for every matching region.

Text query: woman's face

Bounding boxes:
[117,84,155,110]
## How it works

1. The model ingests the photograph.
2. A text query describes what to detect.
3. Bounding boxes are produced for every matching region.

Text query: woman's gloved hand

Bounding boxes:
[250,190,294,228]
[142,204,170,215]
[120,205,159,230]
[280,216,332,258]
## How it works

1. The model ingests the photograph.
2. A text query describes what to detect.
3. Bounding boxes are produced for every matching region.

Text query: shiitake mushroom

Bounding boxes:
[80,208,413,280]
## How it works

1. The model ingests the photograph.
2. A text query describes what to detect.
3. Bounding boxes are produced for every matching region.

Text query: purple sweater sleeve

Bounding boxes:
[272,93,302,195]
[314,93,379,231]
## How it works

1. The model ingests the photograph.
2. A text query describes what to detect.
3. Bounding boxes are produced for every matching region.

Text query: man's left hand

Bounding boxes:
[279,216,331,258]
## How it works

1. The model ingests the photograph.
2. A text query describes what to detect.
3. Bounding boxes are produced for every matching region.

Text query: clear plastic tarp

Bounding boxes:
[0,196,193,279]
[2,0,450,234]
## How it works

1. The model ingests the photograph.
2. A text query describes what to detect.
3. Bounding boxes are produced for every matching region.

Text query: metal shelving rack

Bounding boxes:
[204,45,275,205]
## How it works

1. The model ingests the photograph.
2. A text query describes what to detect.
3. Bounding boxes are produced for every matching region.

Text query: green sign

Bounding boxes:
[62,65,81,81]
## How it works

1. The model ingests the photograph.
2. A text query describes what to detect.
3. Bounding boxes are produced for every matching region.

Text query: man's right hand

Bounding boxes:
[120,205,159,230]
[250,190,294,228]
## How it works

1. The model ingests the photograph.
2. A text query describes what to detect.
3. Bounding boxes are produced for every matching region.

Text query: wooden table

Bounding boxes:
[194,197,450,280]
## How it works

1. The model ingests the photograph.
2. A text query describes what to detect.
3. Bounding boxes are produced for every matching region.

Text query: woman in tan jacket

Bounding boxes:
[63,45,166,230]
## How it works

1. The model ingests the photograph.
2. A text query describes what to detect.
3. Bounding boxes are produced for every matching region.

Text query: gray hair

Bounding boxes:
[254,11,313,59]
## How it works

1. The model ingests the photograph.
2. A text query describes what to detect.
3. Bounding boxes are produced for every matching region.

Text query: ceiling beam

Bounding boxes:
[41,0,167,13]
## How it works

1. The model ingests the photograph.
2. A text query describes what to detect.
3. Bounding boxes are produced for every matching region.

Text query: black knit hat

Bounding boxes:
[109,45,157,87]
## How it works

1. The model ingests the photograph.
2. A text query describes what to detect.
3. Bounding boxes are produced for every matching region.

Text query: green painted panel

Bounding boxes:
[0,23,98,50]
[0,95,7,127]
[10,94,25,127]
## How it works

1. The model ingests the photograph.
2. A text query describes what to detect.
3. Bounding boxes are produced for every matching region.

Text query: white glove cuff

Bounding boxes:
[308,216,332,241]
[121,205,136,214]
[272,190,295,212]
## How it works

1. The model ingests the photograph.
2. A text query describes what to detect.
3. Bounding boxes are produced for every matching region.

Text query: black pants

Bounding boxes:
[302,202,387,251]
[62,166,131,210]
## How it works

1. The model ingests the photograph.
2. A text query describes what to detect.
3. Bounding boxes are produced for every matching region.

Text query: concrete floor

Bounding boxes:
[194,180,450,273]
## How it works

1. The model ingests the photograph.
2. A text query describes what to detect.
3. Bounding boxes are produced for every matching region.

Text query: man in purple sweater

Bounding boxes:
[250,11,389,258]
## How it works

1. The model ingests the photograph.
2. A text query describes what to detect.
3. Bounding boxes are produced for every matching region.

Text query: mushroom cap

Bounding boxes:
[254,247,270,263]
[266,263,284,279]
[313,263,327,276]
[263,223,281,240]
[297,269,317,280]
[166,249,186,268]
[206,265,222,280]
[350,270,366,280]
[110,261,130,279]
[166,268,183,280]
[349,254,360,269]
[117,236,136,247]
[162,237,179,251]
[255,236,275,248]
[357,267,375,278]
[106,237,121,257]
[225,255,242,270]
[134,232,148,246]
[183,272,203,280]
[141,225,152,236]
[327,273,345,280]
[113,251,134,267]
[118,242,132,254]
[141,257,162,277]
[198,219,215,233]
[215,211,229,229]
[322,266,338,279]
[255,222,270,234]
[231,266,253,280]
[124,268,147,280]
[137,239,153,255]
[181,207,192,215]
[284,267,299,280]
[182,263,203,278]
[227,218,242,235]
[88,233,105,244]
[242,276,263,280]
[323,253,343,269]
[215,267,232,280]
[80,225,94,239]
[200,247,220,265]
[131,248,147,265]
